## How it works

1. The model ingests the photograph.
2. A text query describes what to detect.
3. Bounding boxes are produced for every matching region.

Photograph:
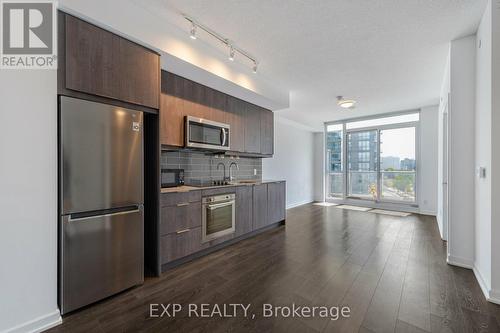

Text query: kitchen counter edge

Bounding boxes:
[160,180,285,193]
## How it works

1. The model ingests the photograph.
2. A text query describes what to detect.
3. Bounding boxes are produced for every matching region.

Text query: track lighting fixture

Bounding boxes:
[183,15,259,73]
[190,22,197,40]
[229,45,235,61]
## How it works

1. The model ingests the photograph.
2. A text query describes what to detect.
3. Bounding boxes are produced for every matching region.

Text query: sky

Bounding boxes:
[380,127,415,159]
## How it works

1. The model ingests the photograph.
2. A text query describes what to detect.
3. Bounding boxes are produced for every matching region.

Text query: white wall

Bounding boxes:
[437,55,450,238]
[0,71,61,332]
[475,0,492,296]
[490,0,500,298]
[474,0,500,301]
[419,106,439,216]
[439,35,476,268]
[313,133,325,202]
[262,115,315,208]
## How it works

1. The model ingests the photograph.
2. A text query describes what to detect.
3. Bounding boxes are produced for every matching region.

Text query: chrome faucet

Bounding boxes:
[229,162,239,182]
[217,162,228,182]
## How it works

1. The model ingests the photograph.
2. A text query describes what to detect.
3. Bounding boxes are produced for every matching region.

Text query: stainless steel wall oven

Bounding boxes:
[202,193,235,242]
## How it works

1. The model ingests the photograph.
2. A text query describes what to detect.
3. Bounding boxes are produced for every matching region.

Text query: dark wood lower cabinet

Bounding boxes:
[160,192,203,264]
[160,202,201,236]
[252,184,269,229]
[160,182,285,267]
[235,186,253,236]
[161,227,202,264]
[268,181,286,223]
[160,191,201,207]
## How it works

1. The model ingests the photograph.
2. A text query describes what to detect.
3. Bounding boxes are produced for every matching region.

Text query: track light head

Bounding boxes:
[190,22,197,40]
[184,16,258,72]
[252,61,258,74]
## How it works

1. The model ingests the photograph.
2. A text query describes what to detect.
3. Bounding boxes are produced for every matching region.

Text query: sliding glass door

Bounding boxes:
[380,127,416,202]
[326,124,343,199]
[325,112,419,206]
[347,130,378,200]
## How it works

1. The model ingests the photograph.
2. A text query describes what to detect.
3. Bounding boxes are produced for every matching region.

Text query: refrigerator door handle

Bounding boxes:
[68,207,141,222]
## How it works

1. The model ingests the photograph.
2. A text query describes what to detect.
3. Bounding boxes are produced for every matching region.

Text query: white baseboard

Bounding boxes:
[4,309,61,333]
[472,266,500,305]
[448,259,500,305]
[447,255,474,269]
[488,289,500,305]
[286,200,313,209]
[473,266,492,301]
[434,215,447,241]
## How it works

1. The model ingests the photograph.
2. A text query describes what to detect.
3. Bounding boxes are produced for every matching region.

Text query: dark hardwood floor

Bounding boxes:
[48,204,500,333]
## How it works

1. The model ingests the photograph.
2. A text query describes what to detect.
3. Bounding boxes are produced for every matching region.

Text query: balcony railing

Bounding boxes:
[380,171,415,202]
[348,171,378,199]
[326,171,416,202]
[326,172,343,198]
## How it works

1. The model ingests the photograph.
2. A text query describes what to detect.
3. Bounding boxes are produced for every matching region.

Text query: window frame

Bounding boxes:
[324,110,420,210]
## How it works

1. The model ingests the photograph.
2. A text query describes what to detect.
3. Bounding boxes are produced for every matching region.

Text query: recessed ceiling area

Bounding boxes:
[142,0,486,130]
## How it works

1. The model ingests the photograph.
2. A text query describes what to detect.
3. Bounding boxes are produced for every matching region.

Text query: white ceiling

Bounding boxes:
[142,0,486,130]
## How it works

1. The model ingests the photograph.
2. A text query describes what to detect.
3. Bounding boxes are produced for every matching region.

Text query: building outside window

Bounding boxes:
[325,112,419,204]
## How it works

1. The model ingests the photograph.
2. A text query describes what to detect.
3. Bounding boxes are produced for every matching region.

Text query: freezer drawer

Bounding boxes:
[60,207,144,314]
[59,96,143,215]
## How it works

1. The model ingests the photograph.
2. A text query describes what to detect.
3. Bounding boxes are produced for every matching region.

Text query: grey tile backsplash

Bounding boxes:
[161,150,262,184]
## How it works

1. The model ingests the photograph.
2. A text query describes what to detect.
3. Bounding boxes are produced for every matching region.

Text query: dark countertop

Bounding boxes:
[160,180,285,193]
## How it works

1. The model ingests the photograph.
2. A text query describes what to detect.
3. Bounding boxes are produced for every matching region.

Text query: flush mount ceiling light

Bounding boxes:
[184,15,259,73]
[337,96,356,109]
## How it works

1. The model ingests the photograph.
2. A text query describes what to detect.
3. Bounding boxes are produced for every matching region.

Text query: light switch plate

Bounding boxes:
[478,167,486,178]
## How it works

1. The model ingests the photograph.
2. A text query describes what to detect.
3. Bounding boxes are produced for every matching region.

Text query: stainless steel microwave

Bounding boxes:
[185,116,230,151]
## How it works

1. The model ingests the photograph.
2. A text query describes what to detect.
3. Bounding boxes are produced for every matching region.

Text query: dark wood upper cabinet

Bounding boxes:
[159,70,274,155]
[260,109,274,155]
[65,14,160,109]
[160,72,185,147]
[211,89,227,123]
[225,96,246,152]
[245,103,261,154]
[268,182,286,224]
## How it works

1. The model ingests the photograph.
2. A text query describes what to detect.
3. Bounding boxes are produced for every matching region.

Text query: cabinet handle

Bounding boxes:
[176,228,191,234]
[177,202,189,207]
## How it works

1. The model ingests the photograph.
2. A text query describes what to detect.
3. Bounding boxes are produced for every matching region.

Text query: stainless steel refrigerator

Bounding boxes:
[59,96,144,314]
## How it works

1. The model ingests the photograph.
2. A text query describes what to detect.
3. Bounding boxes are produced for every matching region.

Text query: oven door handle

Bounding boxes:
[207,200,234,210]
